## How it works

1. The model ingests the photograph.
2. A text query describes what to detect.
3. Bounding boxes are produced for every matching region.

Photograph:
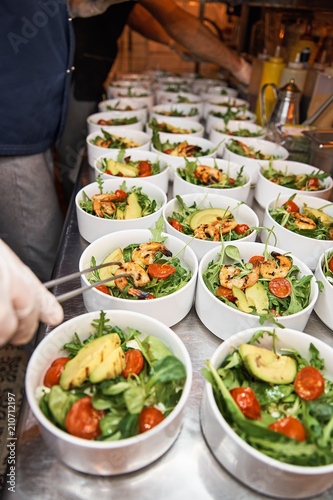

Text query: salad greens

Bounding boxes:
[203,330,333,466]
[322,251,333,285]
[176,158,247,189]
[90,128,140,149]
[262,163,329,191]
[227,139,281,160]
[40,312,186,441]
[216,126,263,138]
[152,130,211,157]
[148,117,196,135]
[94,116,138,126]
[156,107,199,117]
[99,149,163,177]
[209,105,251,125]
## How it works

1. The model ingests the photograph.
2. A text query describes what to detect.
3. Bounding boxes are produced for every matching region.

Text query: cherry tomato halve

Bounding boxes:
[283,200,299,213]
[216,286,236,303]
[329,256,333,274]
[163,148,174,155]
[249,255,265,266]
[269,416,306,442]
[269,277,292,299]
[294,366,325,401]
[307,177,319,189]
[121,349,144,378]
[114,189,128,199]
[139,407,165,433]
[235,224,250,235]
[43,357,71,388]
[97,119,108,125]
[229,177,235,185]
[148,263,176,280]
[230,387,261,420]
[169,218,184,232]
[138,160,152,177]
[65,396,105,440]
[95,284,111,295]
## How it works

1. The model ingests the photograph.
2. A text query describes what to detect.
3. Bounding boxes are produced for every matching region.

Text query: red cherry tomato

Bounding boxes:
[139,407,165,433]
[283,200,299,213]
[194,170,201,179]
[114,189,127,199]
[216,286,236,302]
[95,284,111,295]
[235,224,250,235]
[121,349,144,378]
[307,177,319,189]
[163,148,174,155]
[329,257,333,273]
[147,263,176,280]
[65,396,105,440]
[169,218,184,232]
[269,277,292,299]
[230,387,261,420]
[249,255,264,265]
[294,366,325,401]
[43,357,71,388]
[269,308,281,317]
[145,293,155,300]
[97,119,108,125]
[138,160,152,177]
[229,177,235,185]
[268,416,306,442]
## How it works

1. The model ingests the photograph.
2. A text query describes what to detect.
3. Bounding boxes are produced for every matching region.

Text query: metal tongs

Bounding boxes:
[43,261,128,303]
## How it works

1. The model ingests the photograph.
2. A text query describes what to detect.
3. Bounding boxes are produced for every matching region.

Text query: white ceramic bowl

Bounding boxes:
[94,150,170,194]
[172,158,252,203]
[76,178,167,243]
[201,86,238,99]
[223,138,289,183]
[206,109,257,133]
[314,247,333,330]
[106,86,154,110]
[150,103,201,122]
[151,135,217,181]
[255,160,333,208]
[25,310,192,476]
[191,78,227,94]
[261,194,333,271]
[157,92,204,115]
[163,193,258,261]
[86,127,151,168]
[87,111,144,134]
[146,117,204,138]
[97,98,148,123]
[204,97,250,119]
[79,229,198,327]
[209,120,266,156]
[201,326,333,498]
[195,241,318,339]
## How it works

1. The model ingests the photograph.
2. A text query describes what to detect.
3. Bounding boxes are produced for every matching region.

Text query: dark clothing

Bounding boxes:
[0,0,74,156]
[72,2,135,102]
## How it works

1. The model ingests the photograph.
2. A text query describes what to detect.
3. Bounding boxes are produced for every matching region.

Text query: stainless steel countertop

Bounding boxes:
[6,161,333,500]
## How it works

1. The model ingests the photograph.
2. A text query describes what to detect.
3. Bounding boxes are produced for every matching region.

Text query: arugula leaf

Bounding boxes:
[149,215,167,243]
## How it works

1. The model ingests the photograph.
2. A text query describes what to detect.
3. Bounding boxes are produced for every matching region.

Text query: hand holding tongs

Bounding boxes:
[43,261,128,303]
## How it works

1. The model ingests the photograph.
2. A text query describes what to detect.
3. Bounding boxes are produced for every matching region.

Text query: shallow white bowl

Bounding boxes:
[87,111,143,134]
[191,77,227,94]
[255,160,333,208]
[157,92,204,115]
[163,193,258,261]
[94,150,170,194]
[79,229,198,327]
[195,241,318,339]
[86,127,151,168]
[314,247,333,330]
[201,327,333,498]
[76,178,167,243]
[223,138,289,183]
[97,98,148,123]
[204,97,250,119]
[150,103,201,122]
[209,120,266,156]
[172,158,252,203]
[146,117,204,138]
[206,109,257,133]
[25,310,192,476]
[106,86,154,110]
[261,194,333,271]
[201,86,238,99]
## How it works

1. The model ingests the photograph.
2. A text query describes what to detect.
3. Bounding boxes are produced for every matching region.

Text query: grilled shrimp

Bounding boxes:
[194,165,222,185]
[132,242,172,266]
[260,252,292,279]
[194,219,238,241]
[114,262,150,299]
[219,262,260,290]
[177,142,201,156]
[291,212,316,230]
[91,193,120,217]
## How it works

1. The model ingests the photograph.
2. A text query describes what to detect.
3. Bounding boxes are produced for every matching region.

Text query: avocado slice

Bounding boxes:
[188,208,232,230]
[303,205,333,226]
[232,286,252,313]
[89,346,126,383]
[239,343,297,384]
[60,333,122,390]
[124,192,142,219]
[245,283,269,314]
[141,335,173,363]
[116,207,124,220]
[107,158,139,177]
[99,247,124,287]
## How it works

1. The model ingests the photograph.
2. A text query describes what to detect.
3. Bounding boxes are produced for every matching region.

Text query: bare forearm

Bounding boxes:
[127,4,173,46]
[67,0,131,18]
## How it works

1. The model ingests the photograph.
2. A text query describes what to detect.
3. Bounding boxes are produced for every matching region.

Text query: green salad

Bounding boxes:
[156,107,198,118]
[203,329,333,466]
[262,163,330,191]
[176,158,247,189]
[40,311,186,441]
[152,130,211,158]
[216,126,263,138]
[148,117,196,135]
[322,250,333,285]
[209,105,251,125]
[227,139,281,160]
[90,128,141,149]
[93,116,138,126]
[99,149,163,178]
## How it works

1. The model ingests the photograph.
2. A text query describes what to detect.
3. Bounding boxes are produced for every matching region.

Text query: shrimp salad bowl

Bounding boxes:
[314,247,333,331]
[79,222,198,327]
[25,310,192,475]
[195,241,318,339]
[201,326,333,498]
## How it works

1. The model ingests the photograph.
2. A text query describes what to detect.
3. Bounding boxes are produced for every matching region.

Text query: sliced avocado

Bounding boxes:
[60,333,122,390]
[106,158,139,177]
[303,205,333,226]
[232,286,252,313]
[188,208,232,230]
[141,335,172,363]
[99,247,124,287]
[107,158,120,175]
[124,192,142,220]
[239,343,277,365]
[240,344,297,384]
[89,346,126,383]
[245,282,269,314]
[116,207,124,220]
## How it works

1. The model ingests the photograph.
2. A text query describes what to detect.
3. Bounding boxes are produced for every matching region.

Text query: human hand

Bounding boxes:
[0,240,64,346]
[232,58,252,86]
[67,0,135,18]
